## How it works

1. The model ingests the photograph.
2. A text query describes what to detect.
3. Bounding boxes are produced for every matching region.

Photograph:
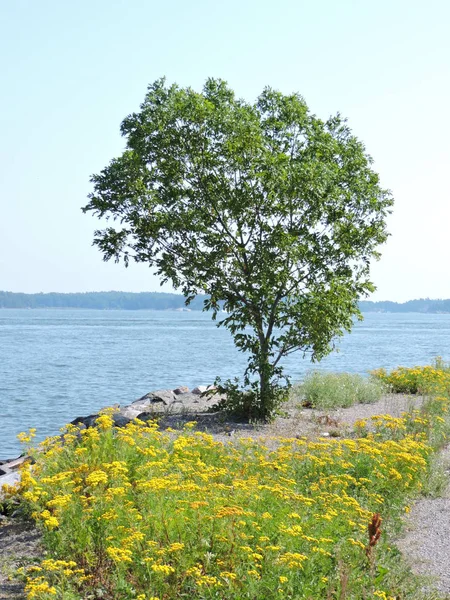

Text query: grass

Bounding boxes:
[291,371,386,409]
[2,363,450,599]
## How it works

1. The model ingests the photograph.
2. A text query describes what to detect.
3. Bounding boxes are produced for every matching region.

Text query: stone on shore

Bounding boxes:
[191,385,208,395]
[0,471,21,492]
[0,456,28,499]
[119,406,149,421]
[134,389,177,405]
[173,386,190,395]
[122,388,224,415]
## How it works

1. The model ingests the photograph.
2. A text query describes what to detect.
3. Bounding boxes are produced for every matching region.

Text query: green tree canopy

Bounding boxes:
[83,78,393,420]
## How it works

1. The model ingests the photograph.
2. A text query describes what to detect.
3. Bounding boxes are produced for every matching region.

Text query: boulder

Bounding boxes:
[173,386,190,395]
[61,383,228,438]
[172,391,222,412]
[70,414,99,429]
[0,471,21,495]
[1,456,27,471]
[70,413,131,429]
[0,456,28,498]
[127,401,152,412]
[176,392,204,404]
[134,389,176,405]
[191,386,208,395]
[112,414,132,428]
[119,407,147,421]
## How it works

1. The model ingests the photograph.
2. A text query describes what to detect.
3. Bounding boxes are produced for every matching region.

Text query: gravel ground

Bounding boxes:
[0,518,41,600]
[396,445,450,598]
[155,392,424,445]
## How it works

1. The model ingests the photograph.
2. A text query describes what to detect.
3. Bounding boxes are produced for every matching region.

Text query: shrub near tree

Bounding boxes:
[83,78,393,421]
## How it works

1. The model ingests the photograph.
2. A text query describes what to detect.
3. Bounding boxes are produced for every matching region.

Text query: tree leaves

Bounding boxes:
[83,78,393,419]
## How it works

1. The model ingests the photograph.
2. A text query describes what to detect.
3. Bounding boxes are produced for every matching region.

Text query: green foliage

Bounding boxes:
[9,363,450,599]
[212,376,290,421]
[83,77,393,420]
[371,359,450,394]
[14,409,434,600]
[293,371,385,409]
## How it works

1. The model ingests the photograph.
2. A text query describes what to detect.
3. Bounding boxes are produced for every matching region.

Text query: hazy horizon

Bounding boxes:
[2,290,450,304]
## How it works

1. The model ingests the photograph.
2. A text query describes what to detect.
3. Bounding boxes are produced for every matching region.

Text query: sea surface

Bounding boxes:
[1,309,449,458]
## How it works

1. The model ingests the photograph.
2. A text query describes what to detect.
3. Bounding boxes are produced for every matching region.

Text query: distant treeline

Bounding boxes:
[359,299,450,313]
[0,291,206,310]
[1,292,449,313]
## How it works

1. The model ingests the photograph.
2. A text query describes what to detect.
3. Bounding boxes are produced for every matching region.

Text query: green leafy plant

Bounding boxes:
[9,362,450,599]
[371,359,450,395]
[83,78,393,421]
[13,411,433,600]
[212,376,289,421]
[293,371,385,409]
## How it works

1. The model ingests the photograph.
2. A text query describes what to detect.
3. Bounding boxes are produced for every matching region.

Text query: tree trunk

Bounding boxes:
[257,341,273,421]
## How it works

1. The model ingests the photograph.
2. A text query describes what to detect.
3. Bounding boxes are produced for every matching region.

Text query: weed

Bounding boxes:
[4,361,450,600]
[292,371,385,409]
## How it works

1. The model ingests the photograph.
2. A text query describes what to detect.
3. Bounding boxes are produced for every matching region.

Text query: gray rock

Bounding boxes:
[0,471,21,496]
[70,413,131,429]
[112,414,132,428]
[173,386,190,395]
[0,456,29,499]
[191,386,208,395]
[70,414,99,428]
[177,392,205,404]
[2,457,27,471]
[127,390,219,415]
[119,407,146,421]
[60,384,227,439]
[128,400,152,411]
[134,389,176,405]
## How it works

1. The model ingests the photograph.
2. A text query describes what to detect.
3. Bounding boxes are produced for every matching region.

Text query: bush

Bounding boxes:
[212,377,289,422]
[371,358,450,395]
[293,371,385,409]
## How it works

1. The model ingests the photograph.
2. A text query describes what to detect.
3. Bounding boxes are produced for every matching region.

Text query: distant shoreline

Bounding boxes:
[1,291,450,313]
[1,310,449,315]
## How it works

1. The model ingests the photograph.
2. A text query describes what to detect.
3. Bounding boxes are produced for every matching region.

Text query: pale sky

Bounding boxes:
[1,0,449,302]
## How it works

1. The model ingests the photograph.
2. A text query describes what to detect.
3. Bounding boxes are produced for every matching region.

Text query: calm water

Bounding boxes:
[1,309,449,458]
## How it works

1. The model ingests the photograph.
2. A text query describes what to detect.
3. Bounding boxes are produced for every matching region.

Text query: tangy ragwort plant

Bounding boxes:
[5,360,450,599]
[9,411,438,600]
[83,77,393,421]
[371,358,450,395]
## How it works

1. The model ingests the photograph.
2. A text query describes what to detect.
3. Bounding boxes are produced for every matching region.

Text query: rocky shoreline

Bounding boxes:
[72,384,224,428]
[0,384,225,490]
[0,384,226,599]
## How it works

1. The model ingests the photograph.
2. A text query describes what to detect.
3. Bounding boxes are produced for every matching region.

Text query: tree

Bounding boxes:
[83,78,393,420]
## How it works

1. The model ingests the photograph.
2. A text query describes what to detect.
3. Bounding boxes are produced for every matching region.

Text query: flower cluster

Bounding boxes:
[15,365,450,599]
[371,360,450,395]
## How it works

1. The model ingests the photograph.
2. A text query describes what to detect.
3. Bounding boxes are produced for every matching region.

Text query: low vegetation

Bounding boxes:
[2,362,450,599]
[371,358,450,394]
[292,371,385,409]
